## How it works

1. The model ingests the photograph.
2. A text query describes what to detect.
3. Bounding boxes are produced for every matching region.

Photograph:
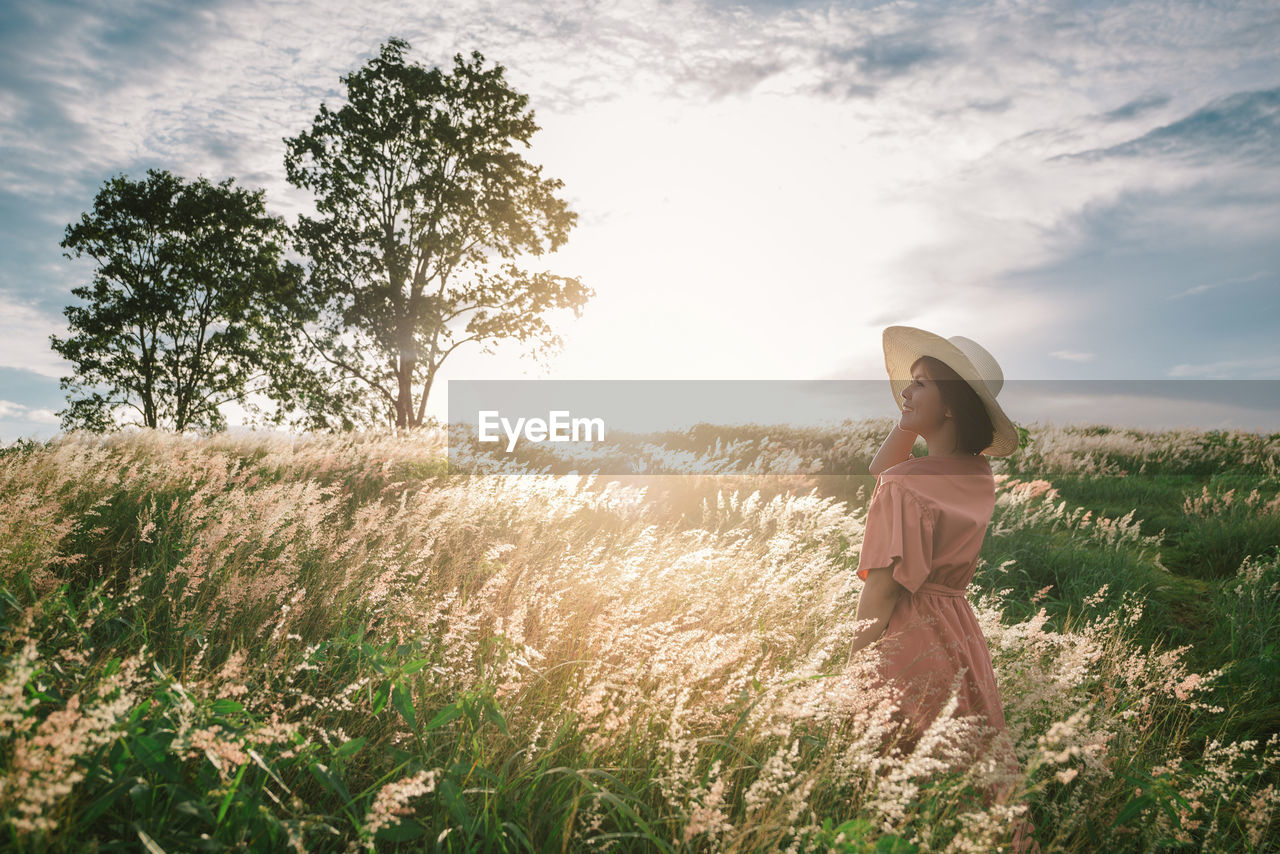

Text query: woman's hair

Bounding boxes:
[913,355,994,456]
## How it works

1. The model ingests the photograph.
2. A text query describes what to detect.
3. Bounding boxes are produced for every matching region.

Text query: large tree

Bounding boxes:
[51,169,313,434]
[281,37,593,431]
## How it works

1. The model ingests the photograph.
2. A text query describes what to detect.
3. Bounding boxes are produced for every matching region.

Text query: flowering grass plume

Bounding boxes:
[0,423,1275,851]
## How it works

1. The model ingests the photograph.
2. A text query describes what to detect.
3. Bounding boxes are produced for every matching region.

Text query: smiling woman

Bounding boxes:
[849,325,1038,852]
[898,357,996,458]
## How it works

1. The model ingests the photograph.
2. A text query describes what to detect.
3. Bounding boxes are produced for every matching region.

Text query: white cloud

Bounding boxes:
[1050,350,1095,363]
[2,0,1278,412]
[1168,270,1273,300]
[23,408,60,425]
[0,297,70,378]
[0,400,59,424]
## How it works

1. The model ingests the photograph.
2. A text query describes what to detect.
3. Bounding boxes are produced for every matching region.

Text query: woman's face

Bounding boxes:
[899,362,949,432]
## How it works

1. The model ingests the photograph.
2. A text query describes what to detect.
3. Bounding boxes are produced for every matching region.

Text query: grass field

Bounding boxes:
[1,422,1277,852]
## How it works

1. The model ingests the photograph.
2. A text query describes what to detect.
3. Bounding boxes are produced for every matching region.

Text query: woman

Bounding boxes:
[847,326,1039,852]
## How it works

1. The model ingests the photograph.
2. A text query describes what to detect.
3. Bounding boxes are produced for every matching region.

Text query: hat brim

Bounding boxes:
[882,325,1020,457]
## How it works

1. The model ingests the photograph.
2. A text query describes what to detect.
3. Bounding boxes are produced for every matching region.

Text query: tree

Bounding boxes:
[51,169,313,435]
[281,37,593,432]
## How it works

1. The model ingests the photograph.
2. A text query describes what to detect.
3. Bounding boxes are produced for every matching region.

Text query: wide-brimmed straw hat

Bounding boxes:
[882,325,1019,457]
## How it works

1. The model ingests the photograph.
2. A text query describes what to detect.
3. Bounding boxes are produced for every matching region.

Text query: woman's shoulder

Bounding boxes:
[872,465,934,514]
[879,453,926,479]
[882,452,992,478]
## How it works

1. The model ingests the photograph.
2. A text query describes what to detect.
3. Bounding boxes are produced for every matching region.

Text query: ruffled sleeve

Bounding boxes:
[855,478,935,594]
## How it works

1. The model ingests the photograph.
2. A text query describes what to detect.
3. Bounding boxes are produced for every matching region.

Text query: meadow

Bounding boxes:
[0,421,1277,852]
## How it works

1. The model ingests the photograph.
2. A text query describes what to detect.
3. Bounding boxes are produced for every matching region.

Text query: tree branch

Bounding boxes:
[295,321,398,407]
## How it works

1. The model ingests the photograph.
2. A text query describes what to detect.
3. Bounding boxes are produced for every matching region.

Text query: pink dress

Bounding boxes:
[855,452,1005,753]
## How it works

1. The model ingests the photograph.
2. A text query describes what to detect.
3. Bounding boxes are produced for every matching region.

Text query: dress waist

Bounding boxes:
[916,581,966,598]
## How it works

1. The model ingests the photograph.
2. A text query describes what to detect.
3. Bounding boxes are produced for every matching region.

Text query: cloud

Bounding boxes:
[1058,177,1280,255]
[810,33,951,100]
[671,57,785,99]
[965,96,1014,114]
[3,0,1280,416]
[0,401,59,424]
[1099,93,1171,122]
[1050,350,1095,363]
[0,296,71,378]
[0,0,239,177]
[0,385,63,446]
[1167,270,1274,300]
[824,35,950,79]
[1059,87,1280,166]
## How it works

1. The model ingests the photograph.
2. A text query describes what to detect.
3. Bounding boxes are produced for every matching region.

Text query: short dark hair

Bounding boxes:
[913,355,994,456]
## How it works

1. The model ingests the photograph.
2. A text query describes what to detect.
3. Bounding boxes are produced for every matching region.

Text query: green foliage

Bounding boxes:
[281,37,594,432]
[52,169,311,435]
[1014,422,1033,452]
[3,424,1279,852]
[813,816,919,852]
[1207,546,1280,743]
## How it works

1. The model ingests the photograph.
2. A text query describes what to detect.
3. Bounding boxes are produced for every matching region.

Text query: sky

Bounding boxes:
[2,0,1279,443]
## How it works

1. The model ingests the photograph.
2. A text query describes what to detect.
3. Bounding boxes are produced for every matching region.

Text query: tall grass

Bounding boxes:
[0,424,1276,852]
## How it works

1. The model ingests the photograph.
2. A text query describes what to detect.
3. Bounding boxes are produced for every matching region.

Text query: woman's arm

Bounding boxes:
[846,566,903,661]
[869,424,918,477]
